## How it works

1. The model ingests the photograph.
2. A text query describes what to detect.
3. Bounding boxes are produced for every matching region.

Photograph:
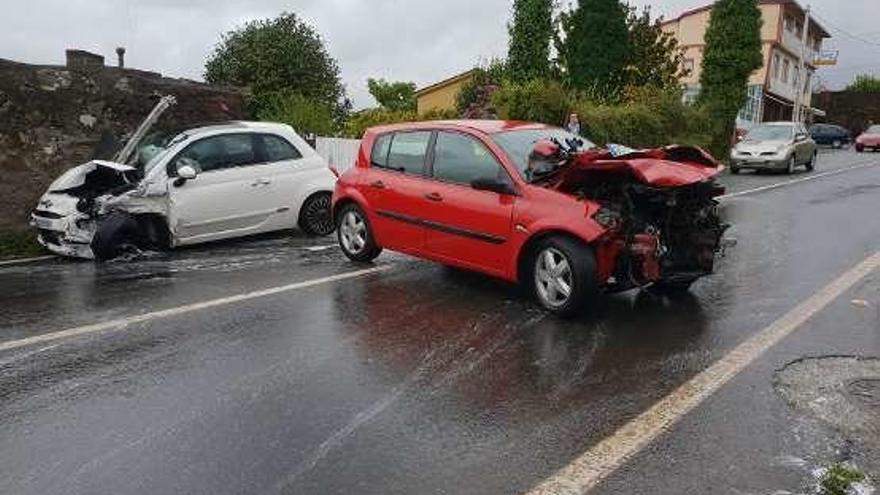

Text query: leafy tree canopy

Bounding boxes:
[698,0,763,154]
[624,5,685,90]
[205,12,346,114]
[508,0,554,82]
[366,78,418,112]
[558,0,632,95]
[847,74,880,93]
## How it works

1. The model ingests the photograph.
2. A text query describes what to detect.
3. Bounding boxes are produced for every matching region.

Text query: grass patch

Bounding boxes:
[0,228,47,260]
[820,464,867,495]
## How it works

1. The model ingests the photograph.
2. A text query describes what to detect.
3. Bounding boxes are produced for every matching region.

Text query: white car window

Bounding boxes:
[173,134,258,174]
[261,134,302,162]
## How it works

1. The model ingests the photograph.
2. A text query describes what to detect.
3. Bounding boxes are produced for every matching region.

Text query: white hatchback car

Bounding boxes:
[32,120,337,259]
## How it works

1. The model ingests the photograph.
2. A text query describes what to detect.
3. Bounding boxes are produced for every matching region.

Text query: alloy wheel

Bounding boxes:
[534,247,574,309]
[339,210,367,255]
[302,194,334,236]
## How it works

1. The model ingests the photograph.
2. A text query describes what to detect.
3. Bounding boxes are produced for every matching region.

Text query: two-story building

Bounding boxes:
[662,0,830,125]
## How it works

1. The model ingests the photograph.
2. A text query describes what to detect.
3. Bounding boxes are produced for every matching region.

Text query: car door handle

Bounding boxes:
[251,179,271,187]
[424,192,443,202]
[369,180,386,189]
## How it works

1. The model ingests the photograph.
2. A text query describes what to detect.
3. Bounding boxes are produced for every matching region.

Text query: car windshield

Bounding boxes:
[139,130,188,175]
[491,128,595,177]
[867,125,880,134]
[745,125,793,141]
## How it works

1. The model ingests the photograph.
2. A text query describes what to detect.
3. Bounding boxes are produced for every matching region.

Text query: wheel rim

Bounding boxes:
[339,210,367,254]
[534,247,573,309]
[304,194,334,235]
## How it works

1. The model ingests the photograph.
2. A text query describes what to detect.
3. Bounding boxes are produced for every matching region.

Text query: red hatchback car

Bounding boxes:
[855,124,880,152]
[332,120,727,316]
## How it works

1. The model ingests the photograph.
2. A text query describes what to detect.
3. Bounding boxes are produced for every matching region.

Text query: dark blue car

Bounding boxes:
[809,124,852,148]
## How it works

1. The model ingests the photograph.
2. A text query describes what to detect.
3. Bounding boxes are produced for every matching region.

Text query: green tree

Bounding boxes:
[204,13,346,115]
[253,90,335,136]
[624,5,685,90]
[366,78,418,112]
[698,0,762,155]
[847,74,880,93]
[508,0,554,82]
[558,0,631,94]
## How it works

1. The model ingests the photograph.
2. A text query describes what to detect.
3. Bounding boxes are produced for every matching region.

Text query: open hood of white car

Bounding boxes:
[48,160,137,192]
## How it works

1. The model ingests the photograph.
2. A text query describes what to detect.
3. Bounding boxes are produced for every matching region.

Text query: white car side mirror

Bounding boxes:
[177,164,198,180]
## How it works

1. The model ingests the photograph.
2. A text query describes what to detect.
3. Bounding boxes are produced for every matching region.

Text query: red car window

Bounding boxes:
[432,132,506,186]
[387,131,431,175]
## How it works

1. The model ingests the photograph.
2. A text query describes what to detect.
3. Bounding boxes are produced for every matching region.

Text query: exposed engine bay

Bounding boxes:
[532,142,729,292]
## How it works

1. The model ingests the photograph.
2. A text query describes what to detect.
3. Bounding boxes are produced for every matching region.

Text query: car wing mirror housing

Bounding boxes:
[471,177,517,196]
[173,159,200,187]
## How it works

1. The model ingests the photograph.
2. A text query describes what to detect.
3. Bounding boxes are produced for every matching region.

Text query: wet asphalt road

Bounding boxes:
[1,148,879,495]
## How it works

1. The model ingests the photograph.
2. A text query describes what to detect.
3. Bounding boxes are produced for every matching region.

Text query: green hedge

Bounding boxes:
[0,228,46,260]
[342,107,457,139]
[490,79,713,151]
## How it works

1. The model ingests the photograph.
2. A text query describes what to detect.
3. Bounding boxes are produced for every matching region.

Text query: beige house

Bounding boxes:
[662,0,830,124]
[415,70,476,115]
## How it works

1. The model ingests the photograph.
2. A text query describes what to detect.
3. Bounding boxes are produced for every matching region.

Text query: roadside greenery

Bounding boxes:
[367,78,418,112]
[253,90,337,136]
[507,0,554,82]
[205,12,349,131]
[0,228,45,260]
[846,74,880,93]
[342,108,457,139]
[819,464,867,495]
[698,0,763,156]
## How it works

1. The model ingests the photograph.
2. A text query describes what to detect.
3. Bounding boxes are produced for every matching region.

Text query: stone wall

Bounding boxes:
[0,53,247,230]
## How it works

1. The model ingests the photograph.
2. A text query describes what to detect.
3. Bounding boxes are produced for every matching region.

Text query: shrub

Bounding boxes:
[491,79,572,126]
[847,74,880,93]
[253,90,336,136]
[0,228,45,260]
[341,107,458,139]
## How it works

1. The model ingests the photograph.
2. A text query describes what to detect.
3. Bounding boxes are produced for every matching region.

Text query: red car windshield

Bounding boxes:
[491,128,595,178]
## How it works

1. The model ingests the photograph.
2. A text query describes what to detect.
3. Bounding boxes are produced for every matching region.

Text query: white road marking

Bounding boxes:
[718,161,880,200]
[0,265,391,354]
[525,250,880,495]
[0,255,56,267]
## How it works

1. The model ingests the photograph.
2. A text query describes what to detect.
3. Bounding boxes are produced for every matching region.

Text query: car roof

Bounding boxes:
[368,119,556,135]
[184,121,292,136]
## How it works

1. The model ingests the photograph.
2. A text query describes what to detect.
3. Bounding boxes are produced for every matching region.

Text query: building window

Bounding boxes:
[783,59,790,83]
[773,54,781,80]
[737,85,764,124]
[682,58,695,75]
[793,66,800,88]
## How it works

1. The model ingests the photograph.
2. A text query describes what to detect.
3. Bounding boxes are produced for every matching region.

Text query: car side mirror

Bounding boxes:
[471,177,516,196]
[173,160,200,187]
[178,165,198,180]
[795,133,808,142]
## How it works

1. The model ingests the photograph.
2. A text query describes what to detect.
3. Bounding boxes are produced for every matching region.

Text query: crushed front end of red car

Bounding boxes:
[540,143,729,292]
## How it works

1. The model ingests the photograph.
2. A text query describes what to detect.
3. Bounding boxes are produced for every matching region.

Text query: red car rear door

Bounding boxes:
[420,131,516,276]
[361,130,433,253]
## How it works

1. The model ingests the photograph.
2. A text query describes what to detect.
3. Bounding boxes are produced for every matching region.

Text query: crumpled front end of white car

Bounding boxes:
[30,160,141,259]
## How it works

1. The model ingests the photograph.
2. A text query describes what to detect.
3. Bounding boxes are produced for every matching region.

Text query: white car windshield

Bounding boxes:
[867,125,880,134]
[139,131,188,175]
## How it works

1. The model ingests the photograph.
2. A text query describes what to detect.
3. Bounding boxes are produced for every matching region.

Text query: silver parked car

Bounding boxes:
[730,122,818,174]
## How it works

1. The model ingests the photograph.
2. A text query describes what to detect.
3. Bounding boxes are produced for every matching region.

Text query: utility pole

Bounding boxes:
[792,5,811,123]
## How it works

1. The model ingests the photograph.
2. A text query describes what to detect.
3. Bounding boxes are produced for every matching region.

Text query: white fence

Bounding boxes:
[314,137,361,172]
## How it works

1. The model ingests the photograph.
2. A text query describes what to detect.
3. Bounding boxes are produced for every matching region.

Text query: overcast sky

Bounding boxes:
[2,0,877,108]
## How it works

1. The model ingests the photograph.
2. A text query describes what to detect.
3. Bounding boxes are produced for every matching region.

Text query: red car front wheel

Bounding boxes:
[530,236,597,317]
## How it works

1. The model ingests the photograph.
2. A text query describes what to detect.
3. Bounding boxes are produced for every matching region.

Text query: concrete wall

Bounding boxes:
[0,54,246,230]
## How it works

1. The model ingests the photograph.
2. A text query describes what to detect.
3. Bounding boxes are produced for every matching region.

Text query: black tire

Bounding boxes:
[299,192,335,236]
[832,139,842,149]
[336,203,382,263]
[806,151,817,172]
[91,212,143,261]
[856,144,864,152]
[730,165,741,175]
[529,236,597,317]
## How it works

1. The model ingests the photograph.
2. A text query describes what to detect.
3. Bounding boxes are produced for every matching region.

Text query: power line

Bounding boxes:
[811,10,880,47]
